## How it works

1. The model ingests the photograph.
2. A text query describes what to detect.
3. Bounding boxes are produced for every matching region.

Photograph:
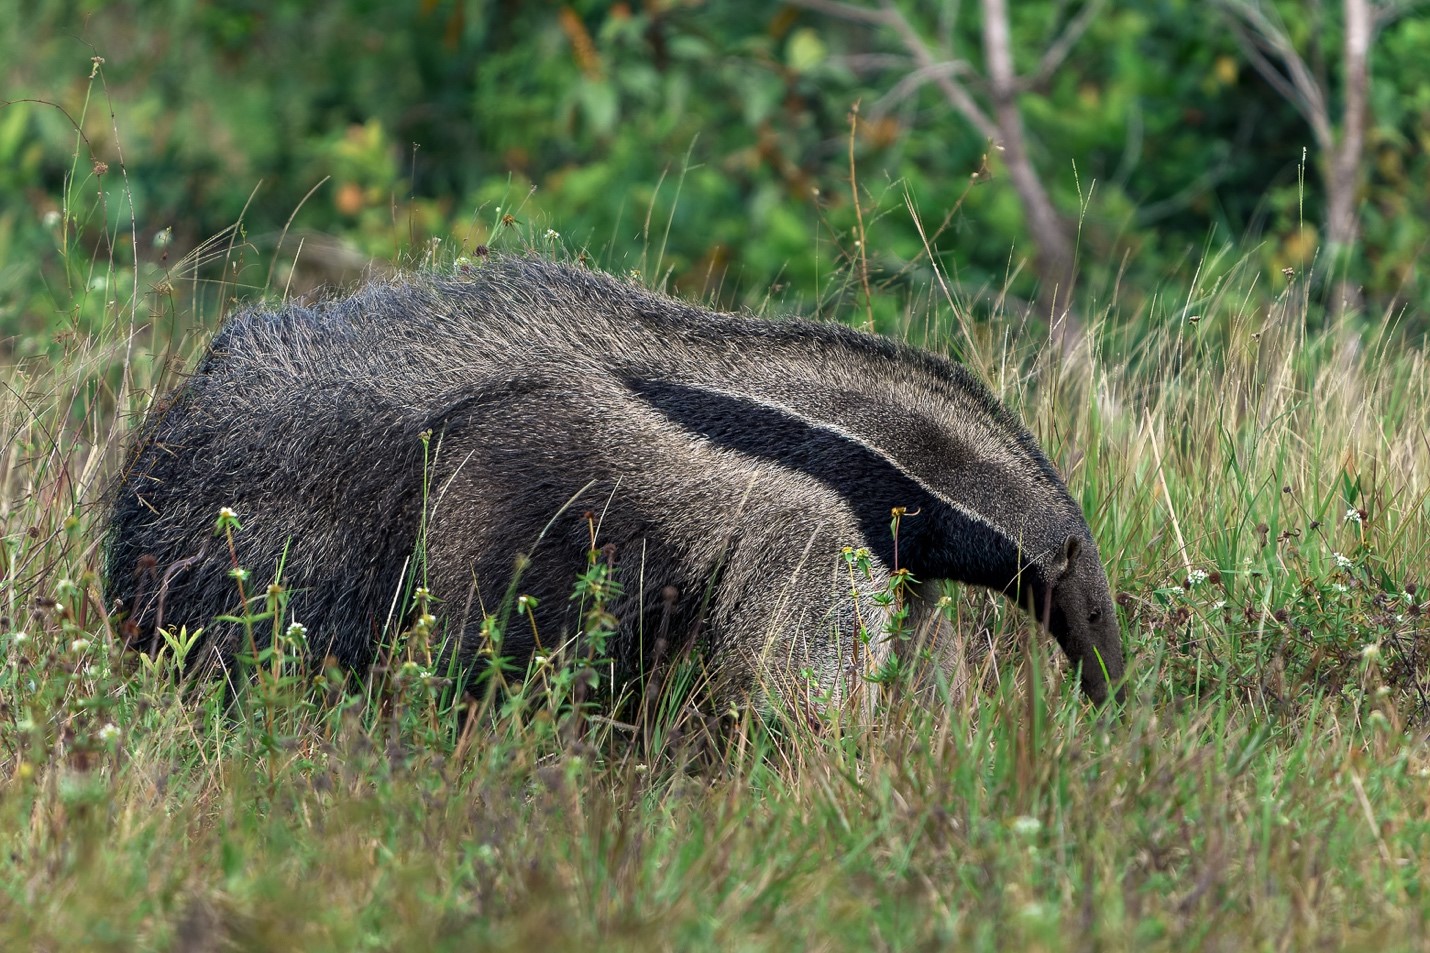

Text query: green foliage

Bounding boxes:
[5,0,1429,347]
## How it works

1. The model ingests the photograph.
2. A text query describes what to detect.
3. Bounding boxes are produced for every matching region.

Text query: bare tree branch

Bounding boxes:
[1374,0,1430,27]
[789,0,1000,141]
[785,0,891,25]
[870,60,982,117]
[1025,0,1108,90]
[831,52,915,74]
[877,1,999,140]
[1221,0,1383,313]
[1218,0,1334,150]
[1224,21,1308,118]
[792,0,1086,342]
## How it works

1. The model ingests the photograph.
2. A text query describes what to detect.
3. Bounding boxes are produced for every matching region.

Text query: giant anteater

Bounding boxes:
[106,256,1124,707]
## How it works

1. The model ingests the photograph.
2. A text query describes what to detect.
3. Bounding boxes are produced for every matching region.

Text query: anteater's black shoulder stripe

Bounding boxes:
[625,377,1024,584]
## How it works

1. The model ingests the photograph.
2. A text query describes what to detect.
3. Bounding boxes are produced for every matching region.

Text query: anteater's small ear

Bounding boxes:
[1059,534,1081,579]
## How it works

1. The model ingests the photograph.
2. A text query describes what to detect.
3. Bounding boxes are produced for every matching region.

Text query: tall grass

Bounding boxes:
[2,92,1429,952]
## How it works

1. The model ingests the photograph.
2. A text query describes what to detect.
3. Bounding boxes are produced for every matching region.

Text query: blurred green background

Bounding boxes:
[3,0,1428,347]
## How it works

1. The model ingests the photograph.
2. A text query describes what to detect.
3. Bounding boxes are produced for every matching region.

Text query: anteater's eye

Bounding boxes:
[1088,609,1103,624]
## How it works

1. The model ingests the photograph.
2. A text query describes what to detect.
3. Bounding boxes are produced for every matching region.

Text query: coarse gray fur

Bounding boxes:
[105,255,1125,708]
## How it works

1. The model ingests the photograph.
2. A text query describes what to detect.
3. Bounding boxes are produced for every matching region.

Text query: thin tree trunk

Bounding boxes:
[1328,0,1370,314]
[1328,0,1370,254]
[981,0,1078,343]
[793,0,1087,343]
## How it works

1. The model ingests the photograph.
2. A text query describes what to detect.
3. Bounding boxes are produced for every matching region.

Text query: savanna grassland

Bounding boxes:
[5,5,1430,951]
[4,218,1430,952]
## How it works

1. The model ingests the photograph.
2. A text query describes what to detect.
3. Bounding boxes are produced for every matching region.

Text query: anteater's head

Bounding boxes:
[1030,533,1124,705]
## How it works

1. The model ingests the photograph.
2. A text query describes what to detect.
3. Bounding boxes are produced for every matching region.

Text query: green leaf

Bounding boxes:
[577,80,619,138]
[785,27,826,74]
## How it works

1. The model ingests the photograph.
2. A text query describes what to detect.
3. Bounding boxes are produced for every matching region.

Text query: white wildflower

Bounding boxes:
[97,723,121,744]
[1333,552,1354,570]
[11,631,28,646]
[1345,507,1362,524]
[1332,583,1349,594]
[544,228,560,240]
[219,506,237,520]
[69,638,91,653]
[1186,569,1209,587]
[42,209,62,228]
[1011,815,1041,836]
[1361,643,1380,660]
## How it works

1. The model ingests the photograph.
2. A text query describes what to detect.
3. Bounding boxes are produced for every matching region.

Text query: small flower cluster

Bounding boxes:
[284,622,308,650]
